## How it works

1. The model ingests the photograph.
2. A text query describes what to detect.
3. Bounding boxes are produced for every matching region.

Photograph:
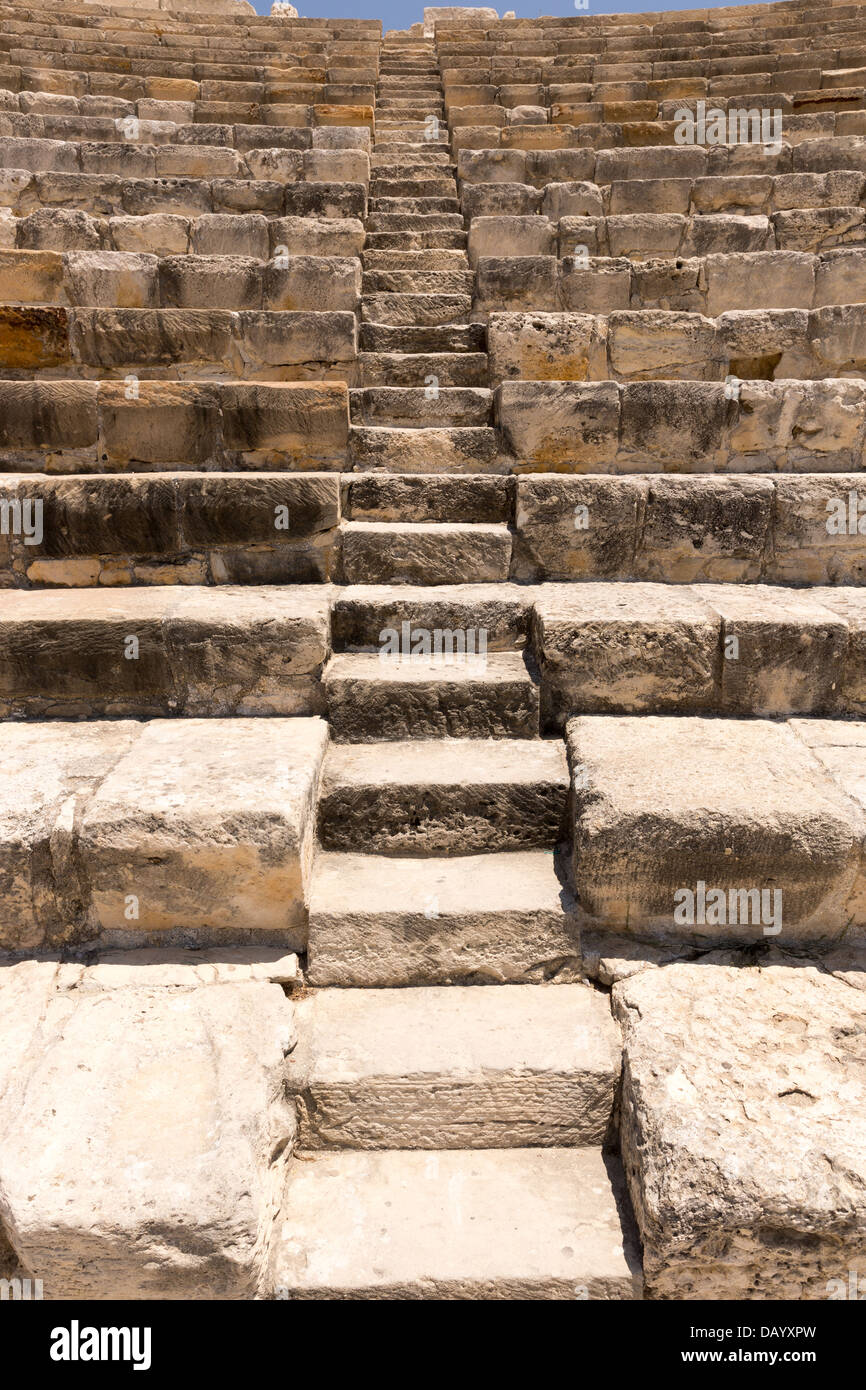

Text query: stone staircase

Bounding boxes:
[0,0,864,1304]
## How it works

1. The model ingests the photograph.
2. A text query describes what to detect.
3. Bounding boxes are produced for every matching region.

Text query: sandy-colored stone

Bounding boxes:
[0,964,295,1299]
[569,714,864,946]
[271,1147,640,1298]
[613,963,866,1299]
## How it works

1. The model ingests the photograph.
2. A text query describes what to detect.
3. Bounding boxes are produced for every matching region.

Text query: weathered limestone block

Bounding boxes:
[699,583,846,715]
[308,850,579,988]
[629,258,703,315]
[613,963,866,1298]
[726,379,866,470]
[496,380,621,468]
[158,254,263,310]
[534,582,719,722]
[542,181,604,219]
[0,715,328,950]
[562,258,632,314]
[0,248,65,304]
[808,588,866,715]
[0,586,330,718]
[773,206,866,254]
[190,213,268,259]
[636,476,774,583]
[619,380,733,472]
[288,983,618,1149]
[270,1147,639,1299]
[720,307,813,379]
[468,215,555,265]
[474,256,558,314]
[514,474,645,579]
[606,213,686,259]
[488,311,606,382]
[341,521,510,586]
[219,381,349,467]
[608,310,726,381]
[0,963,295,1298]
[268,216,365,259]
[681,213,773,257]
[0,722,139,951]
[0,380,100,468]
[772,475,866,584]
[569,715,863,945]
[104,214,188,260]
[263,256,360,313]
[461,182,542,218]
[704,249,816,315]
[815,249,866,308]
[79,717,327,948]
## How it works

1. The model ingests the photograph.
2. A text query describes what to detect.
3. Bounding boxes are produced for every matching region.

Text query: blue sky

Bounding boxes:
[254,0,765,29]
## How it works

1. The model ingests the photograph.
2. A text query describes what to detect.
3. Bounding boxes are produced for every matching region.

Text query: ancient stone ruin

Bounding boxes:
[0,0,864,1302]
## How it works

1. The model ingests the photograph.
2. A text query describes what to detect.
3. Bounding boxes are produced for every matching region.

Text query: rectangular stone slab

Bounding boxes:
[323,650,540,741]
[288,982,620,1149]
[317,736,569,855]
[0,963,296,1299]
[79,716,328,948]
[308,849,580,986]
[270,1147,641,1299]
[0,585,330,717]
[534,582,720,725]
[612,962,866,1299]
[0,717,327,950]
[569,714,864,946]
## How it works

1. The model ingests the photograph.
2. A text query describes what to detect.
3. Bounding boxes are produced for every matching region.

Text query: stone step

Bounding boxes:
[373,136,450,150]
[339,520,511,585]
[330,582,530,651]
[362,269,475,295]
[0,378,350,472]
[363,229,467,249]
[495,378,866,474]
[0,469,341,586]
[362,248,468,270]
[368,197,460,214]
[0,134,372,183]
[317,737,569,855]
[0,305,356,378]
[568,713,866,951]
[486,304,866,386]
[359,350,487,386]
[349,385,492,426]
[0,168,369,226]
[0,714,327,952]
[374,106,446,121]
[473,248,866,318]
[359,323,484,354]
[269,1147,640,1299]
[307,847,578,986]
[0,585,329,718]
[289,981,616,1147]
[322,650,540,742]
[533,581,866,725]
[360,292,472,325]
[370,179,456,198]
[462,203,865,260]
[348,424,500,472]
[370,152,454,168]
[456,135,866,198]
[0,248,362,313]
[365,212,465,232]
[3,206,366,260]
[0,954,300,1299]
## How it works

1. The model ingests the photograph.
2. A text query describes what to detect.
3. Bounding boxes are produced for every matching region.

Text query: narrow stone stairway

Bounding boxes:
[276,31,641,1302]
